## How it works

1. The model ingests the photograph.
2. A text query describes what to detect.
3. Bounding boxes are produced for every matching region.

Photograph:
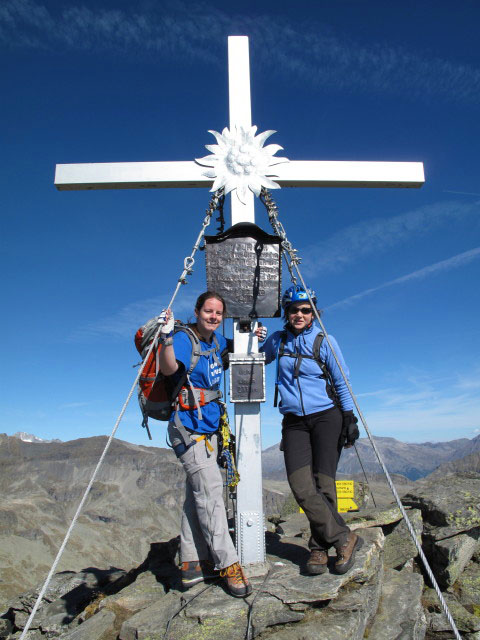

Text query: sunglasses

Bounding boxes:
[289,306,313,315]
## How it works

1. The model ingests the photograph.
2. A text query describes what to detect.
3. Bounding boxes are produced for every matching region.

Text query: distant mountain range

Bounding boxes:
[262,434,480,481]
[426,450,480,478]
[13,431,62,444]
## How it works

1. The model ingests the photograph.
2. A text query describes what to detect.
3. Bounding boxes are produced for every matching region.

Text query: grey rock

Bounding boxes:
[118,528,384,640]
[367,567,426,639]
[118,576,302,640]
[263,527,384,605]
[263,486,290,517]
[0,617,13,639]
[383,509,423,569]
[454,559,480,608]
[261,569,384,640]
[276,512,309,539]
[261,611,366,640]
[5,567,125,633]
[118,590,182,640]
[423,587,480,636]
[344,505,405,530]
[184,582,304,638]
[402,473,480,537]
[57,609,116,639]
[424,528,480,588]
[99,571,168,618]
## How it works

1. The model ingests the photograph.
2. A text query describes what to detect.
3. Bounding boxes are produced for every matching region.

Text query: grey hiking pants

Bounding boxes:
[282,407,350,550]
[168,423,238,570]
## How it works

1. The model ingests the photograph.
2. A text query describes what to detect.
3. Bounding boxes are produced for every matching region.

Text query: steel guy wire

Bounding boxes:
[352,443,377,508]
[19,189,223,640]
[261,188,463,640]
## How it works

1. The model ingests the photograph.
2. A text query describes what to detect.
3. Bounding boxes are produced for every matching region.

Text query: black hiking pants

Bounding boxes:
[282,407,350,550]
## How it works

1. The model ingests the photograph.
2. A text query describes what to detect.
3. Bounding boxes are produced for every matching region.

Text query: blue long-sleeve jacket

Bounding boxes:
[260,323,353,416]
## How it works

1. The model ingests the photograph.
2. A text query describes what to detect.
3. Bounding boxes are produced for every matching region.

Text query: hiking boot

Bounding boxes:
[334,532,363,574]
[306,549,328,575]
[181,560,217,588]
[220,562,252,598]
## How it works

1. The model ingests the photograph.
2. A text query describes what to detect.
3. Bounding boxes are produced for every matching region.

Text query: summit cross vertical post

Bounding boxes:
[226,37,265,565]
[55,36,425,567]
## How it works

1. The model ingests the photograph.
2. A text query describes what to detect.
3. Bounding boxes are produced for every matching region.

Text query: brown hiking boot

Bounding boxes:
[181,560,217,588]
[219,562,252,598]
[306,549,328,575]
[334,532,363,574]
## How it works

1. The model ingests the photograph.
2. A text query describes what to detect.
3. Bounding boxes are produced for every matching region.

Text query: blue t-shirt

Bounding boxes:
[170,329,227,434]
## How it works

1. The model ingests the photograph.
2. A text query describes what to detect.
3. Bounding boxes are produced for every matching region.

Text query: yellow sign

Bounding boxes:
[299,480,358,514]
[336,480,354,498]
[337,497,358,513]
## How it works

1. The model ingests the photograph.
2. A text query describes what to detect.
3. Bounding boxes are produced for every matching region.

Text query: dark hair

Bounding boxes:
[195,291,227,314]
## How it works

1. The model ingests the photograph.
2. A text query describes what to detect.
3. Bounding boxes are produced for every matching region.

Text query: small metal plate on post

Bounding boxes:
[237,511,265,565]
[205,222,281,318]
[229,353,266,403]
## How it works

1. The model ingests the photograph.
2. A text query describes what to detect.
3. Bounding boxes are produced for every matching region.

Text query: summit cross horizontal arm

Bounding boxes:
[54,159,425,191]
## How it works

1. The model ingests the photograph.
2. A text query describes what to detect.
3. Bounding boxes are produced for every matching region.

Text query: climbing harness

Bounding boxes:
[19,189,225,640]
[260,187,463,640]
[218,407,240,489]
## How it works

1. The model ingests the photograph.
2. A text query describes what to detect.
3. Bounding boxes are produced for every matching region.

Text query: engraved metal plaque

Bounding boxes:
[229,353,266,403]
[205,223,281,318]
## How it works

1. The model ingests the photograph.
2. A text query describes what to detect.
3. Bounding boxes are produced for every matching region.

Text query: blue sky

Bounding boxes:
[1,0,480,449]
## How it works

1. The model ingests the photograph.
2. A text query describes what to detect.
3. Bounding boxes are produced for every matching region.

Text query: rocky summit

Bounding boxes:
[2,471,480,639]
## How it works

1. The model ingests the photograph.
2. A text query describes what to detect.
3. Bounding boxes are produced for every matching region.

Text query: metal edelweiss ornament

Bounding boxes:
[195,125,289,204]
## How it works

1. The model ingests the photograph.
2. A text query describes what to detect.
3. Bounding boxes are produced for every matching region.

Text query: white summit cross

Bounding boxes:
[55,36,424,566]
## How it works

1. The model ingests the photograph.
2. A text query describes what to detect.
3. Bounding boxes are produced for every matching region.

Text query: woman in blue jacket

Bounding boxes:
[260,285,362,575]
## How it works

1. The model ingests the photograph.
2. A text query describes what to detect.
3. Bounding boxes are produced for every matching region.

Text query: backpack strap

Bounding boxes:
[274,329,338,407]
[312,332,339,406]
[274,331,288,407]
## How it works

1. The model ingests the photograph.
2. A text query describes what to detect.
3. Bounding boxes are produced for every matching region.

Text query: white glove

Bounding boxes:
[158,309,175,336]
[256,325,268,341]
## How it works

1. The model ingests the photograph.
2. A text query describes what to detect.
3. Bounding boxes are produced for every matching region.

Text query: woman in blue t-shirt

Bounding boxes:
[158,291,252,598]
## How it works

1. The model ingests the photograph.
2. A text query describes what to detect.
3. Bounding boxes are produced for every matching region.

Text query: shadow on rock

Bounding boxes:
[265,530,309,568]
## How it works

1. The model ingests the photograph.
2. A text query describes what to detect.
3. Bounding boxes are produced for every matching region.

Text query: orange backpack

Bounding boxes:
[134,317,222,437]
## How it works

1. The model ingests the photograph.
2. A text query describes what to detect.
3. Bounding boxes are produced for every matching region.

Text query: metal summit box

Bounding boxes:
[229,353,266,403]
[204,222,281,319]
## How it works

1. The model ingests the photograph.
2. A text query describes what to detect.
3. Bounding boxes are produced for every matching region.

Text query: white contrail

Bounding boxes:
[327,247,480,310]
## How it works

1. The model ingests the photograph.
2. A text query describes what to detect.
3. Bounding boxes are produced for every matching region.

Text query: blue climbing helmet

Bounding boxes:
[281,284,317,311]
